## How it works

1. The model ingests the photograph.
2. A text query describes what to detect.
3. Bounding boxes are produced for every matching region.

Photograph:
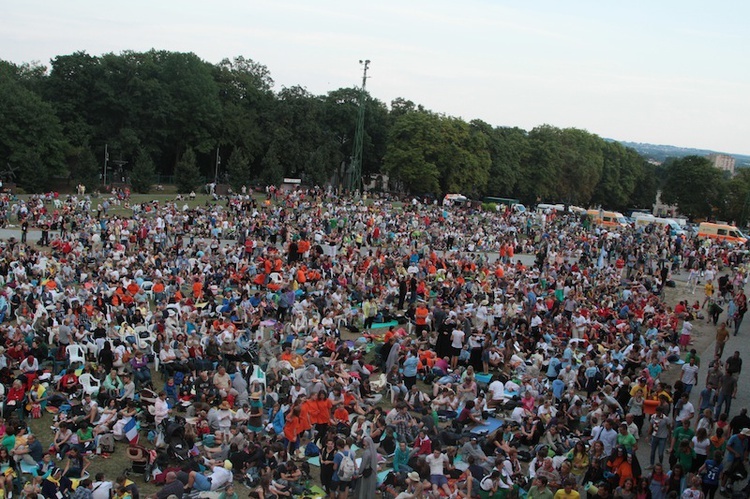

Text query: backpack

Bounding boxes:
[337,451,356,481]
[305,442,320,457]
[98,433,115,453]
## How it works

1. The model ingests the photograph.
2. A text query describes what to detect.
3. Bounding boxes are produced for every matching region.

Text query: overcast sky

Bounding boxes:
[3,0,748,154]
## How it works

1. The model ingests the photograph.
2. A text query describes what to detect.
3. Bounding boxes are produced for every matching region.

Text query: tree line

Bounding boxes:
[0,50,746,222]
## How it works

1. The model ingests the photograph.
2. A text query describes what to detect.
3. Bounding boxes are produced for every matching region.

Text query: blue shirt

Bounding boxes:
[726,434,748,463]
[403,356,418,377]
[546,358,561,378]
[552,379,566,400]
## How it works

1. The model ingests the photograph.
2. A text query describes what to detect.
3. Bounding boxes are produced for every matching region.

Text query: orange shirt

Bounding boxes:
[315,399,333,424]
[415,306,429,326]
[333,407,349,424]
[283,415,299,442]
[298,403,312,432]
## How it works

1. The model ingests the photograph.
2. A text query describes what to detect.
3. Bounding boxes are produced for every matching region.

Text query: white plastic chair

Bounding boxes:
[250,365,267,389]
[386,382,398,404]
[66,344,86,366]
[78,373,101,396]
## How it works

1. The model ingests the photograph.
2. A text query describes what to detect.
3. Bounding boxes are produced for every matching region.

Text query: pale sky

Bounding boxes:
[3,0,749,154]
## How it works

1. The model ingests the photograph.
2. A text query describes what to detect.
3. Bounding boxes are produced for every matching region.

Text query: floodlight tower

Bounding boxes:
[349,59,370,193]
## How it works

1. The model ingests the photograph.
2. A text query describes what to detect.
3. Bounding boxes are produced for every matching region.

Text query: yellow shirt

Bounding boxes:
[554,490,581,499]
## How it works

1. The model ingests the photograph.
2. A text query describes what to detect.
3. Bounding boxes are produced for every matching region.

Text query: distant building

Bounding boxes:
[708,153,735,176]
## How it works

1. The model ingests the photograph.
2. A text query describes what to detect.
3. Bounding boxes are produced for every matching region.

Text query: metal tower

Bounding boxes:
[349,59,370,193]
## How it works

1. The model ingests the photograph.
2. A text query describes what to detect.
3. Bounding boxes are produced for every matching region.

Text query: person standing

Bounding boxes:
[681,357,700,395]
[355,437,378,499]
[734,289,747,336]
[725,351,743,378]
[714,372,737,418]
[648,406,672,468]
[715,322,729,358]
[20,218,28,244]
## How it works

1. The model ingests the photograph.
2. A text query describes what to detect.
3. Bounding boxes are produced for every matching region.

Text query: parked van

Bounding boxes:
[586,209,628,227]
[536,203,565,214]
[697,223,747,244]
[633,215,685,236]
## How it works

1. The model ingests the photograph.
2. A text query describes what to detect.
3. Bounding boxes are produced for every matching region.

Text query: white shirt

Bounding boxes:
[451,329,465,349]
[681,364,699,385]
[425,453,449,475]
[677,401,695,422]
[91,481,113,499]
[154,397,170,425]
[209,466,233,491]
[488,380,505,401]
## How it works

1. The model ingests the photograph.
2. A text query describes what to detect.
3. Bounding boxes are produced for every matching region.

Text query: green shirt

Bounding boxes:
[527,485,555,499]
[672,426,695,448]
[617,433,637,451]
[1,435,14,453]
[77,427,94,442]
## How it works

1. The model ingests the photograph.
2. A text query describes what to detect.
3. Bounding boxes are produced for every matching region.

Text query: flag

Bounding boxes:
[124,417,139,445]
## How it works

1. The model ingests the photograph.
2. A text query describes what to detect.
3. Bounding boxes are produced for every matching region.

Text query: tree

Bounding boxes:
[174,148,202,193]
[260,145,283,186]
[383,111,442,194]
[471,122,528,197]
[130,149,156,193]
[718,169,750,225]
[660,155,722,219]
[227,148,251,191]
[0,62,67,192]
[436,117,490,196]
[68,147,99,191]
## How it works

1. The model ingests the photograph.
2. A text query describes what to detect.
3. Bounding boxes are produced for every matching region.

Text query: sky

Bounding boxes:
[3,0,749,154]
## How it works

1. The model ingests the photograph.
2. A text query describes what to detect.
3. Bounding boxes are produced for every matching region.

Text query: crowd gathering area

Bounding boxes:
[0,188,750,499]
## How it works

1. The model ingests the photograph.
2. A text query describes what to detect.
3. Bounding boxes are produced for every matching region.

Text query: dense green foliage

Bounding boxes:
[1,50,748,223]
[130,149,156,194]
[174,149,202,194]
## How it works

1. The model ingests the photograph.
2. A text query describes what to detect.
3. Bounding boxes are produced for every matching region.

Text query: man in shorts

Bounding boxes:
[425,447,453,496]
[331,439,354,499]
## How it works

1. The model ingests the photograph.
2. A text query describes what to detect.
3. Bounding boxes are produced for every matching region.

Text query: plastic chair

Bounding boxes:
[78,373,101,397]
[66,344,86,366]
[250,365,266,389]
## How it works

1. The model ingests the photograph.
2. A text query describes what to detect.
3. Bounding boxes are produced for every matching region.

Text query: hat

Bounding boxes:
[741,428,750,437]
[223,460,233,470]
[407,471,420,482]
[219,401,231,410]
[251,392,261,400]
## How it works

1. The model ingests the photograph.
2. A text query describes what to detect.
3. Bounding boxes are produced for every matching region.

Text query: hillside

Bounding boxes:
[610,139,750,167]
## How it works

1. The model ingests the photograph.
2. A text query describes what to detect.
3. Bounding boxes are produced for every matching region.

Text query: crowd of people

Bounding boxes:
[0,188,747,499]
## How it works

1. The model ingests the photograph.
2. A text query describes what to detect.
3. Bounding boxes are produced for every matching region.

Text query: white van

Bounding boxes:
[633,215,685,236]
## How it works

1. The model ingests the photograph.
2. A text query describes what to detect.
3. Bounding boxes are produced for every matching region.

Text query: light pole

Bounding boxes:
[103,144,109,187]
[349,59,370,193]
[214,146,221,184]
